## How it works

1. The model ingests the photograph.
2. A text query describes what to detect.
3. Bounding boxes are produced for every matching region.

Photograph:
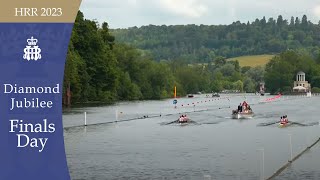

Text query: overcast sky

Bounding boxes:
[80,0,320,28]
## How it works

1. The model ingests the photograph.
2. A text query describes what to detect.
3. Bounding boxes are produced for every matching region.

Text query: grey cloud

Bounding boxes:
[79,0,320,28]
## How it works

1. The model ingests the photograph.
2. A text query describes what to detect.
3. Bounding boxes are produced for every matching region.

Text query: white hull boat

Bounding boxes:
[231,112,254,119]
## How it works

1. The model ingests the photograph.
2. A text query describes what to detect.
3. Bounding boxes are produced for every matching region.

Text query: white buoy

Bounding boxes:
[84,111,87,126]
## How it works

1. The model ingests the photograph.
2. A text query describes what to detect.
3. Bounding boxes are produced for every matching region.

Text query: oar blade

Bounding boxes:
[163,120,179,125]
[290,122,308,126]
[307,122,320,126]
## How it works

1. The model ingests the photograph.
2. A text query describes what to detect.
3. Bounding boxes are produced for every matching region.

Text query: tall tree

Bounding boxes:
[277,15,284,26]
[295,17,300,26]
[290,16,295,27]
[301,15,308,26]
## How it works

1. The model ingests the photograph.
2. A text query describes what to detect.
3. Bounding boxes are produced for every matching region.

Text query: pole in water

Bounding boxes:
[84,111,87,126]
[257,148,265,180]
[116,108,118,121]
[262,149,264,180]
[289,134,293,161]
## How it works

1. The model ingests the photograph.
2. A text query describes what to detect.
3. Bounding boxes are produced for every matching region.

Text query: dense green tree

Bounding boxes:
[246,66,265,84]
[311,76,320,88]
[232,80,244,92]
[243,78,256,92]
[295,17,300,26]
[112,15,319,63]
[241,66,251,74]
[219,64,236,77]
[63,11,320,105]
[265,50,320,94]
[301,15,308,27]
[277,15,284,26]
[290,16,295,27]
[316,54,320,64]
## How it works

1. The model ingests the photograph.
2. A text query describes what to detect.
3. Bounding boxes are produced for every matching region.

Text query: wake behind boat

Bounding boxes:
[231,101,254,119]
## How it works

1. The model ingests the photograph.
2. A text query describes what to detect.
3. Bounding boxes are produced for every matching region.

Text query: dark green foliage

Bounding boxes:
[112,15,320,63]
[264,50,320,94]
[312,87,320,93]
[64,11,320,104]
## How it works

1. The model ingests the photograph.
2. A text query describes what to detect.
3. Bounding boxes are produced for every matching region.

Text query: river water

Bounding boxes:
[63,94,320,180]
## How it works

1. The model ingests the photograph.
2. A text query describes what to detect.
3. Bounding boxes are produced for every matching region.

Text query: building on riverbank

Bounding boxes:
[293,71,311,92]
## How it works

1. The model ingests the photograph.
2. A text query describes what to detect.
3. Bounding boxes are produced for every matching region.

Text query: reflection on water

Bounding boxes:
[63,94,320,180]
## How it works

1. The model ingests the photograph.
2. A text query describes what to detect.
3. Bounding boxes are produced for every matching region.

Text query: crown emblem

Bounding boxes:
[23,36,42,61]
[27,36,38,46]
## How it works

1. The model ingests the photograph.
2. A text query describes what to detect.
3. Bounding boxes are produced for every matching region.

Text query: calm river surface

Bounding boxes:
[63,94,320,180]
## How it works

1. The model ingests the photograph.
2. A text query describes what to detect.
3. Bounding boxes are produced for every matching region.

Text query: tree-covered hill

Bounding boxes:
[63,11,320,105]
[63,11,268,105]
[111,15,320,63]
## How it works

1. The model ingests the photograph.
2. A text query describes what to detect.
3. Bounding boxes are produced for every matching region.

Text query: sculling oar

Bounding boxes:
[257,121,280,126]
[190,120,200,125]
[164,120,179,125]
[289,121,320,126]
[290,121,308,126]
[201,121,221,125]
[258,121,312,127]
[307,122,319,126]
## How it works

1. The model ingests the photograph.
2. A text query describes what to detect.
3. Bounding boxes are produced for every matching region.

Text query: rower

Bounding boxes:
[243,101,247,108]
[183,115,187,122]
[284,115,288,123]
[238,103,242,113]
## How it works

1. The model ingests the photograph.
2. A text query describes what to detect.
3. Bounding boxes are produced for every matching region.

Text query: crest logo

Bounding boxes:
[23,36,42,61]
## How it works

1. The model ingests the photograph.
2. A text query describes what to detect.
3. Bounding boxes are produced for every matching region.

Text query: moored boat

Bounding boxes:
[212,93,220,97]
[187,94,194,98]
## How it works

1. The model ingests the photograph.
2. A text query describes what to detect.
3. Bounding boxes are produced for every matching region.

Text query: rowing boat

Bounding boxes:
[278,122,290,128]
[231,112,254,119]
[176,117,198,125]
[178,117,190,123]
